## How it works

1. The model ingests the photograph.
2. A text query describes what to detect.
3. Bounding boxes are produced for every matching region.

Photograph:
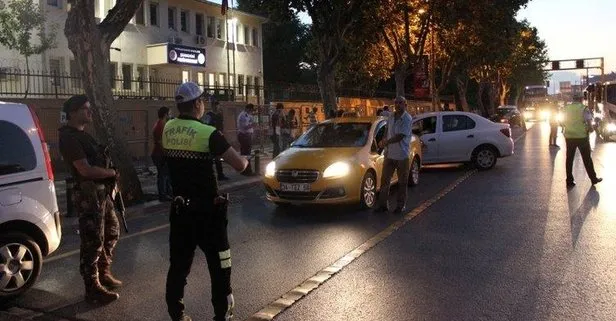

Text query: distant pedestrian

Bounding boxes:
[376,108,383,117]
[381,105,391,117]
[152,107,173,201]
[271,103,284,157]
[237,103,255,175]
[281,109,298,150]
[549,103,559,147]
[204,101,229,181]
[306,107,318,125]
[562,95,602,188]
[374,96,413,213]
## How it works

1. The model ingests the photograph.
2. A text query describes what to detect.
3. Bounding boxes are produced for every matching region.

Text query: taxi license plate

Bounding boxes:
[280,183,311,192]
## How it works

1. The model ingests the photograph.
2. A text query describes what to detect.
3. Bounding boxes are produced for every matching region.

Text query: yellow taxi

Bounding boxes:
[263,116,423,208]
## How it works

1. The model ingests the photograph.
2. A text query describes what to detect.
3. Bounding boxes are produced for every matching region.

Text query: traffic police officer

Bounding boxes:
[58,95,123,304]
[163,82,249,321]
[562,94,602,187]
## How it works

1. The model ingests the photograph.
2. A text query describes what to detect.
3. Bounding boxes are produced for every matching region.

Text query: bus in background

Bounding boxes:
[585,82,616,141]
[520,85,550,121]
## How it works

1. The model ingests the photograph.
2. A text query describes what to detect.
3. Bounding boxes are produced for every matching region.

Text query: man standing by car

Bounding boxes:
[374,96,413,213]
[164,82,249,321]
[562,95,602,187]
[152,107,173,201]
[204,101,229,181]
[270,103,284,157]
[58,95,122,304]
[237,103,255,175]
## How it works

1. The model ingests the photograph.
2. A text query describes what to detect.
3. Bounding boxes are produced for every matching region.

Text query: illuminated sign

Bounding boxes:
[167,44,206,67]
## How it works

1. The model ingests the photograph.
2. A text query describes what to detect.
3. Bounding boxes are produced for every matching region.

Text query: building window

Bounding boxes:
[207,16,215,38]
[180,10,188,32]
[149,3,159,26]
[208,73,215,88]
[218,73,225,87]
[47,0,60,8]
[195,14,204,36]
[168,7,176,30]
[110,62,117,89]
[134,4,144,25]
[70,59,82,89]
[216,19,223,39]
[244,25,250,45]
[252,28,259,47]
[197,72,204,89]
[122,64,132,90]
[236,23,242,44]
[137,66,146,90]
[246,76,252,95]
[238,74,244,95]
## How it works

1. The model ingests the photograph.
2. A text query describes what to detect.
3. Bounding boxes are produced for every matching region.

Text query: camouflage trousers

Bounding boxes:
[72,183,120,283]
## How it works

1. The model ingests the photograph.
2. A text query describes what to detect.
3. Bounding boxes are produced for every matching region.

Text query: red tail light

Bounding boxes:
[28,105,54,181]
[500,128,511,138]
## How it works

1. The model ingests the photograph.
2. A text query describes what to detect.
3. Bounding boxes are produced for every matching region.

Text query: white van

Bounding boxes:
[0,101,62,298]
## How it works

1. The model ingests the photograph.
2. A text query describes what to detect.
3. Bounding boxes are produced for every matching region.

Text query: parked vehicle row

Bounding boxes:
[263,111,515,208]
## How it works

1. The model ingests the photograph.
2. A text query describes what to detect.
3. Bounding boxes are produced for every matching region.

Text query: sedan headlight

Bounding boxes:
[322,162,350,179]
[607,123,616,132]
[265,161,276,178]
[524,111,532,119]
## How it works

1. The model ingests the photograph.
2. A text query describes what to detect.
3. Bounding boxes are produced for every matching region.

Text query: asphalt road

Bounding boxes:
[3,122,615,321]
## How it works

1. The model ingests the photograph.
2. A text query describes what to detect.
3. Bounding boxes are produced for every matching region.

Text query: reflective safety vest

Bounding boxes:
[563,103,587,139]
[162,116,218,198]
[162,118,215,156]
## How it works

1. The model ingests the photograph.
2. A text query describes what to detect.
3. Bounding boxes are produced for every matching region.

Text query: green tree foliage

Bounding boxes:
[237,0,311,83]
[0,0,56,97]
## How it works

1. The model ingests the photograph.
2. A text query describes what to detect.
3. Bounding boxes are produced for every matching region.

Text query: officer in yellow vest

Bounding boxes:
[562,94,602,188]
[163,82,249,321]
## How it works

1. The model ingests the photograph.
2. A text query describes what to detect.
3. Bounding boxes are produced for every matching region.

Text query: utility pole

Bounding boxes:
[429,17,436,111]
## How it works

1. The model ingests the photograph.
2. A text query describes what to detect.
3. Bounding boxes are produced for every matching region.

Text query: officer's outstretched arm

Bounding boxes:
[221,147,249,172]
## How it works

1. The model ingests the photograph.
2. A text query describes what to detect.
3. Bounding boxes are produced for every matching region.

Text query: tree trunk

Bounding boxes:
[500,82,510,106]
[317,63,337,116]
[24,55,30,99]
[456,76,470,112]
[488,83,497,115]
[477,82,486,116]
[394,63,407,98]
[65,0,143,202]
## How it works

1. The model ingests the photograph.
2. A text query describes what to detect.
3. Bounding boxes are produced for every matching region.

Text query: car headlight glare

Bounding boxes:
[323,162,350,178]
[607,123,616,132]
[556,113,564,123]
[265,161,276,178]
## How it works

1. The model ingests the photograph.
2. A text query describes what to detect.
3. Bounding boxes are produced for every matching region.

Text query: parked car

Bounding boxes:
[0,102,62,298]
[491,105,527,130]
[263,116,422,208]
[412,111,514,170]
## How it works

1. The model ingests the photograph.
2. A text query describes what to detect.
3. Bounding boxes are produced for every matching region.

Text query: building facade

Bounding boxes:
[0,0,266,100]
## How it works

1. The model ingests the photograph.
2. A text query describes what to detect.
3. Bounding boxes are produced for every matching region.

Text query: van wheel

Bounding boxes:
[0,233,43,299]
[408,156,421,186]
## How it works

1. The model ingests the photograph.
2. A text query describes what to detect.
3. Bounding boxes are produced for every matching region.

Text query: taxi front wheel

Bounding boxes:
[360,171,377,209]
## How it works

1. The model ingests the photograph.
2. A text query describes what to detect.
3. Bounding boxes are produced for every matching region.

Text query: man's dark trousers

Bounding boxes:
[565,137,598,183]
[271,134,280,157]
[152,155,172,199]
[166,202,232,321]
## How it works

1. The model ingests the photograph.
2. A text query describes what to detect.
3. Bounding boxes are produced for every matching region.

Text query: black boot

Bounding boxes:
[85,276,119,304]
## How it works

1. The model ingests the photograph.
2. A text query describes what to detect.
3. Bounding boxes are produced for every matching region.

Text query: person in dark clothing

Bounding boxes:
[58,95,122,304]
[152,107,173,201]
[204,101,229,180]
[163,82,249,321]
[270,103,284,157]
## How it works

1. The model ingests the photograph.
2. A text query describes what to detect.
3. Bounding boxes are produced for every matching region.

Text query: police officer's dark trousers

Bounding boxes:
[166,199,233,321]
[565,137,598,183]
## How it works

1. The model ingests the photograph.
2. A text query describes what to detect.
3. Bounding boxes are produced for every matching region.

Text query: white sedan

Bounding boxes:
[412,112,514,170]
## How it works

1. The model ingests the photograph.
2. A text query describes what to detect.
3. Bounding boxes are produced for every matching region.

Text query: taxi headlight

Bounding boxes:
[265,161,276,178]
[323,162,350,179]
[607,123,616,132]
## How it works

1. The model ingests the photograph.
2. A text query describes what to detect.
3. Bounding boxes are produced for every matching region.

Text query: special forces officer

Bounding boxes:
[163,82,249,321]
[58,95,123,304]
[562,94,602,187]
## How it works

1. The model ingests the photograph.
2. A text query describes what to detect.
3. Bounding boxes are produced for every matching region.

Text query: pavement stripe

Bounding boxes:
[245,170,477,321]
[246,129,530,321]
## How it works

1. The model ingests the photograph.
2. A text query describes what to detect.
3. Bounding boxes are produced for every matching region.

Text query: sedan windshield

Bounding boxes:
[292,122,371,148]
[497,108,516,116]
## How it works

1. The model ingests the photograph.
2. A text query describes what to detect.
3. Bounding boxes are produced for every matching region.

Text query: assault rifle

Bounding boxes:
[101,145,129,233]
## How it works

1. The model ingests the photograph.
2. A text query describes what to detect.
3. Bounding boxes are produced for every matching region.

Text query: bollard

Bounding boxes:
[65,176,75,217]
[253,150,261,175]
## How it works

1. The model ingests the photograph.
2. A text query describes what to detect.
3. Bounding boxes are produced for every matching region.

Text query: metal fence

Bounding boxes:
[0,69,398,102]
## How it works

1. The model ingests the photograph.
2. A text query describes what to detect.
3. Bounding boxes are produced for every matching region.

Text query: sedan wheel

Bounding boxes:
[360,171,377,209]
[473,147,497,170]
[0,233,42,298]
[408,157,420,186]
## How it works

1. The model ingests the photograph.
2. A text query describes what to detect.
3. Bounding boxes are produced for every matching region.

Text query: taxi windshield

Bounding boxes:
[292,122,371,148]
